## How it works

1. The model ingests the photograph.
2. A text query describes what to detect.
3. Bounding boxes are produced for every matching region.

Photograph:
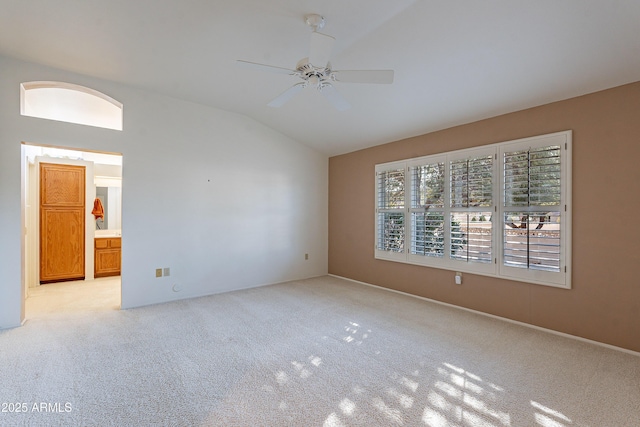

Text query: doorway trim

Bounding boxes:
[21,142,123,318]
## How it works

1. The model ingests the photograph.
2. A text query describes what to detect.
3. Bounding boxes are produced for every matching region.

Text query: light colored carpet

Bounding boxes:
[1,276,638,426]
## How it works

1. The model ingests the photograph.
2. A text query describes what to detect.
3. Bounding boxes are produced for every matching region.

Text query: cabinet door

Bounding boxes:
[41,163,85,207]
[95,238,109,249]
[95,248,121,277]
[40,208,85,282]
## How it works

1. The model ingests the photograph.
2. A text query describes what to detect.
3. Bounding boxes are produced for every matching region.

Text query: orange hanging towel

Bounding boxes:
[92,198,104,220]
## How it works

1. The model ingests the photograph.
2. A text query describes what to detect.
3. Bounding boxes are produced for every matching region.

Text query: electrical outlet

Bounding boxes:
[305,253,309,260]
[455,272,462,285]
[155,268,162,278]
[163,267,170,277]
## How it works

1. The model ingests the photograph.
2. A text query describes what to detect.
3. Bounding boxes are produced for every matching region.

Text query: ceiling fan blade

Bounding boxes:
[309,32,335,68]
[237,60,296,75]
[320,84,351,111]
[267,83,306,108]
[332,69,394,84]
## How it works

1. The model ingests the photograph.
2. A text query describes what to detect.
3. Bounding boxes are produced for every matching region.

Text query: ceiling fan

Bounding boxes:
[237,14,394,111]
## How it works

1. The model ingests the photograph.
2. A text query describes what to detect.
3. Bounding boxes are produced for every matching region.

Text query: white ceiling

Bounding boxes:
[2,1,640,156]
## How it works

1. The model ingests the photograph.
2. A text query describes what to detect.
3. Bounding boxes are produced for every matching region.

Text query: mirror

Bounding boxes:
[95,185,121,231]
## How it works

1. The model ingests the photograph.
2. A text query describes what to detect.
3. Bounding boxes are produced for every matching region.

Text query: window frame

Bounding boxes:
[375,162,407,263]
[498,133,571,287]
[407,154,447,264]
[374,131,572,289]
[20,81,123,131]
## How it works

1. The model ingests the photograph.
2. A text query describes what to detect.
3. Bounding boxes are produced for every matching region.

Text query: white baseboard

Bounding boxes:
[329,274,640,358]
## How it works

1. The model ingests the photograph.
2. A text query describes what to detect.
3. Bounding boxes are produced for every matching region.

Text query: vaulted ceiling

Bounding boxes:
[2,1,640,156]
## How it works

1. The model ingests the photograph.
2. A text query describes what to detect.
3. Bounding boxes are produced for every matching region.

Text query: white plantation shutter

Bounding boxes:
[376,166,406,258]
[503,145,562,271]
[375,131,571,288]
[449,154,494,264]
[450,212,493,263]
[499,132,570,288]
[450,156,493,208]
[503,212,561,271]
[410,160,445,257]
[504,146,561,207]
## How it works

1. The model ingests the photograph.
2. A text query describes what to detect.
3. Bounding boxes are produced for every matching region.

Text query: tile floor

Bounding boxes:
[26,276,121,318]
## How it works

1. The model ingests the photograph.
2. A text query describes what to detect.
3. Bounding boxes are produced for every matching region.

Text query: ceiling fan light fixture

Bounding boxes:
[308,75,320,88]
[239,13,394,111]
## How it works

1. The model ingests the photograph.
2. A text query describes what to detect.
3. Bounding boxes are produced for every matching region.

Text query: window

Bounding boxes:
[375,131,571,288]
[410,157,445,258]
[376,167,406,260]
[499,139,569,285]
[20,81,123,130]
[449,153,494,265]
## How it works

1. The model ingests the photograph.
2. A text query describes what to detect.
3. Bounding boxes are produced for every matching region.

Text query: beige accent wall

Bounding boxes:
[329,81,640,353]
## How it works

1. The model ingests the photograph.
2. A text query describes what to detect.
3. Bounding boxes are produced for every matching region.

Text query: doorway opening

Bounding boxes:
[22,143,123,319]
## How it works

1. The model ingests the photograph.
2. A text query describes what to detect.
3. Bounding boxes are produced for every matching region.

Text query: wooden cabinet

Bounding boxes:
[40,163,85,284]
[95,237,121,277]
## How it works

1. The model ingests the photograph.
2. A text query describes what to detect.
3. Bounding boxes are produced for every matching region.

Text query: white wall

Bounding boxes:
[0,55,328,328]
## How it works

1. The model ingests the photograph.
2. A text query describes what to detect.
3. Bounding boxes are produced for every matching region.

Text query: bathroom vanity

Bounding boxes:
[94,236,121,277]
[94,178,122,278]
